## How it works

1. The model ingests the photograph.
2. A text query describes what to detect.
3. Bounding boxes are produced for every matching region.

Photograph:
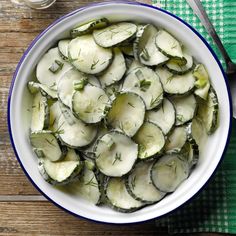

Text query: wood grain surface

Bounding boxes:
[0,0,230,235]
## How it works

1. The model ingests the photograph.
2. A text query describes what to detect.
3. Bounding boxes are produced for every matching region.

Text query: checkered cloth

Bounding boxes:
[152,0,236,233]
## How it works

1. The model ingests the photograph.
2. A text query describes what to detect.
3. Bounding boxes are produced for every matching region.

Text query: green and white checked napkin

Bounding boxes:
[152,0,236,234]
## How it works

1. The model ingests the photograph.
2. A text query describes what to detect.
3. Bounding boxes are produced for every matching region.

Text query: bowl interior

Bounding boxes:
[9,2,231,224]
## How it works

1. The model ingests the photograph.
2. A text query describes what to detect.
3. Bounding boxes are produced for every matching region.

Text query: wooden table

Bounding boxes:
[0,0,230,235]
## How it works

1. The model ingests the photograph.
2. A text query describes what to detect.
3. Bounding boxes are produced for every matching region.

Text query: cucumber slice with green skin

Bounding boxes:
[166,49,193,75]
[146,98,176,135]
[122,67,163,110]
[133,24,148,60]
[165,126,187,153]
[186,118,207,155]
[151,154,190,193]
[58,39,70,61]
[98,48,126,87]
[57,69,88,108]
[133,122,165,160]
[36,47,72,89]
[38,158,83,185]
[49,101,61,132]
[105,177,144,213]
[106,92,145,137]
[58,110,97,148]
[30,131,63,162]
[95,131,138,177]
[64,167,102,205]
[64,148,81,161]
[197,86,219,135]
[155,30,184,61]
[93,22,137,48]
[156,67,195,95]
[135,24,169,66]
[181,141,199,169]
[193,64,210,100]
[27,81,57,99]
[71,18,109,38]
[68,35,113,75]
[126,161,166,203]
[184,123,200,167]
[82,125,108,159]
[170,94,197,126]
[72,84,110,124]
[31,92,49,132]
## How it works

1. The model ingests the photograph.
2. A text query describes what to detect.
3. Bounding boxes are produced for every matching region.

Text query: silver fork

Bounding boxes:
[187,0,236,118]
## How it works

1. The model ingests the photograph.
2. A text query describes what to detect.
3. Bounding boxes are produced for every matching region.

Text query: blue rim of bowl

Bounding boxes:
[7,1,232,225]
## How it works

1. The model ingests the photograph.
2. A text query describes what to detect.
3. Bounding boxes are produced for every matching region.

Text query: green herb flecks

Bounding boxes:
[85,175,98,188]
[49,60,64,73]
[127,102,135,108]
[176,114,185,123]
[112,152,122,165]
[150,93,163,108]
[74,78,88,91]
[91,59,100,70]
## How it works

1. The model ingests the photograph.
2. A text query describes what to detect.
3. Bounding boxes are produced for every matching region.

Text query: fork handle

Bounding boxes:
[187,0,232,64]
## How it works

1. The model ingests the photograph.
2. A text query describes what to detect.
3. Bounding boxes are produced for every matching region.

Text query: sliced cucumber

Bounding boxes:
[36,47,72,89]
[126,161,166,203]
[185,123,200,167]
[133,122,165,159]
[82,125,108,159]
[49,101,61,132]
[156,67,195,95]
[93,22,137,48]
[71,18,109,38]
[68,35,113,74]
[58,110,97,148]
[146,98,175,135]
[95,131,138,177]
[197,86,219,135]
[30,131,63,162]
[166,49,193,74]
[38,158,83,185]
[151,154,190,192]
[57,68,88,108]
[193,64,210,100]
[105,177,143,213]
[64,167,101,205]
[170,94,197,126]
[31,92,49,132]
[98,48,126,87]
[58,39,70,61]
[165,126,187,153]
[181,141,199,169]
[122,67,163,110]
[72,84,109,124]
[64,148,80,161]
[106,92,145,137]
[186,117,207,154]
[136,24,169,66]
[27,81,57,99]
[155,30,184,60]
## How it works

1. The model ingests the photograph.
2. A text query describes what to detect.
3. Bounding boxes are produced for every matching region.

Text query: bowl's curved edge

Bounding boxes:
[7,0,233,225]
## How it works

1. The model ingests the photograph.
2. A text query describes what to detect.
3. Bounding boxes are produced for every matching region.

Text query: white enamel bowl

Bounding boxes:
[8,1,232,224]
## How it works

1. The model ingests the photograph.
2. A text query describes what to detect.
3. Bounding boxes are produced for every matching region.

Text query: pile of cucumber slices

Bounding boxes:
[28,18,219,213]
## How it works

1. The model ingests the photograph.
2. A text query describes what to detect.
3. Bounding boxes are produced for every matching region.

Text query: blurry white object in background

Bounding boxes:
[11,0,56,9]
